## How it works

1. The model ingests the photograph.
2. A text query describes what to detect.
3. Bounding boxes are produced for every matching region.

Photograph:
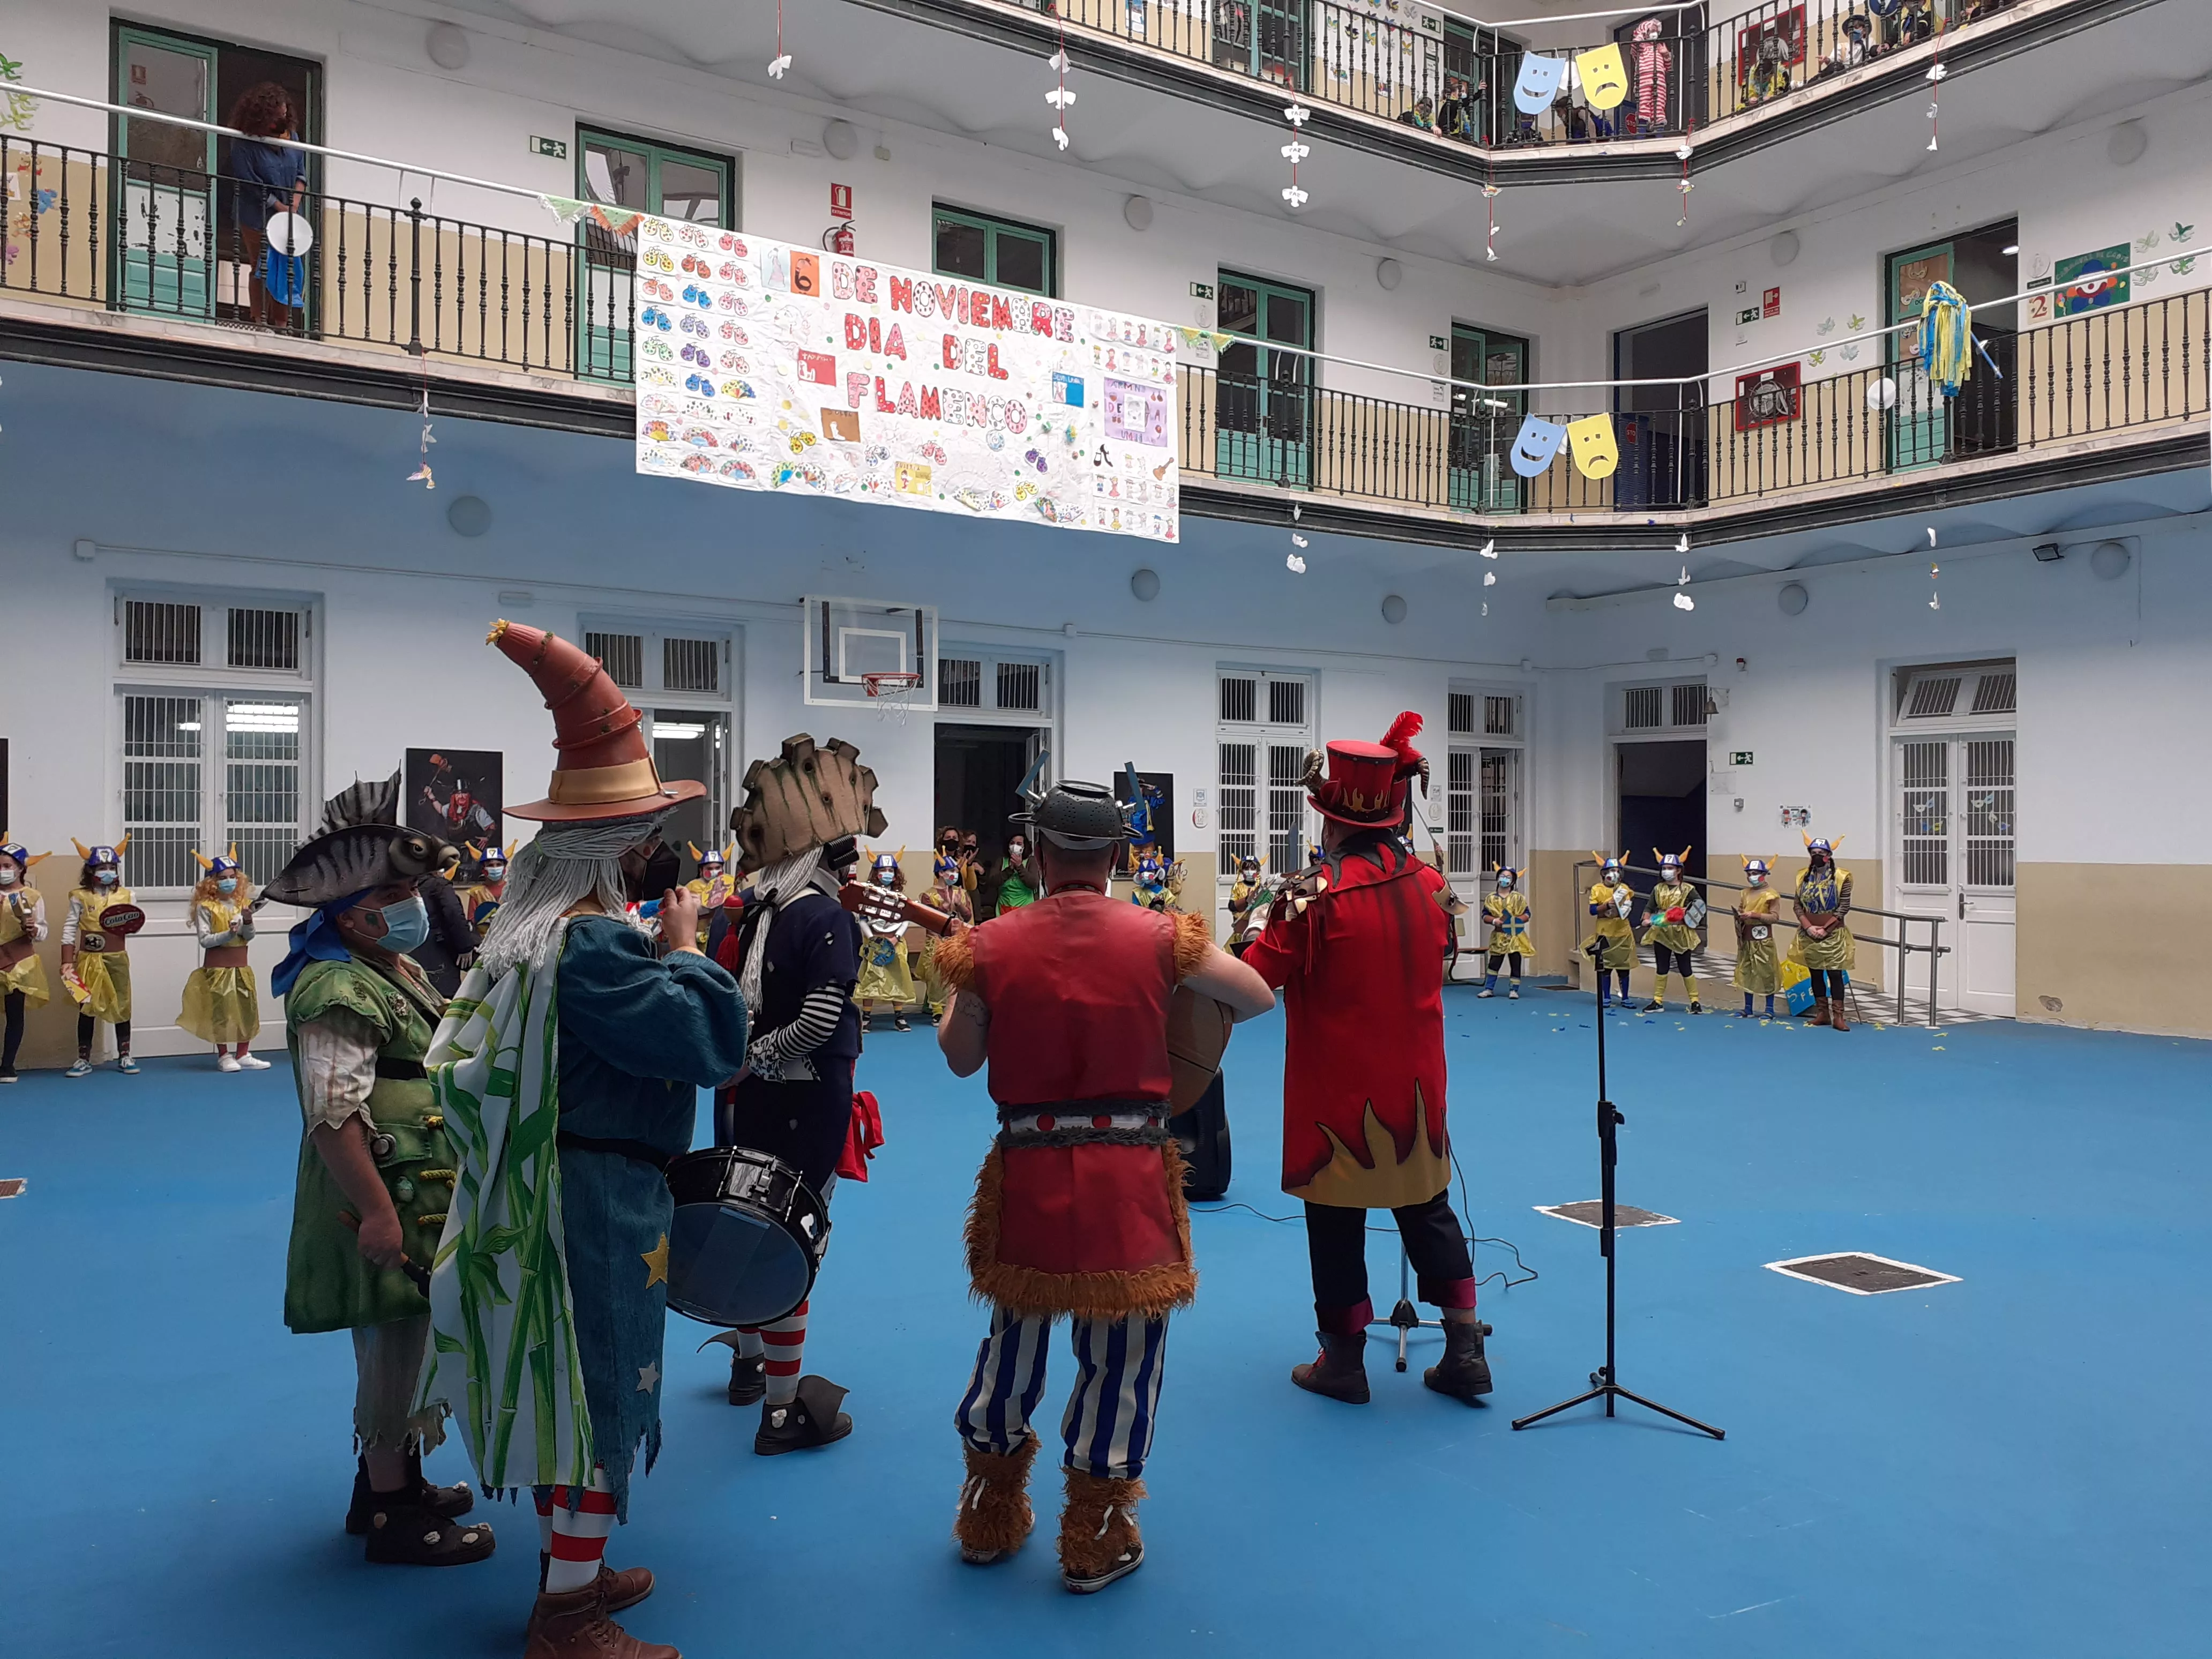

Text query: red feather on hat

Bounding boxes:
[1381,711,1425,778]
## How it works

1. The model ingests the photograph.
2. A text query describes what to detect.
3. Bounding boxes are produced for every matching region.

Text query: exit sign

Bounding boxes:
[1429,334,1450,351]
[1190,281,1214,300]
[1736,306,1760,325]
[529,135,568,160]
[1730,750,1755,766]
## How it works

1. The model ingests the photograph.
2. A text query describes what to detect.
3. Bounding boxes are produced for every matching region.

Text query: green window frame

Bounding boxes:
[932,205,1058,298]
[1448,323,1530,512]
[573,127,735,383]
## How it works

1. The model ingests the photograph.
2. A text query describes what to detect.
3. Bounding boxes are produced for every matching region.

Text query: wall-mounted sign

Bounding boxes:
[1737,306,1761,326]
[1762,286,1781,318]
[2054,243,2131,317]
[1429,334,1449,352]
[1779,805,1810,827]
[829,183,853,220]
[1730,750,1755,766]
[1189,281,1215,300]
[633,222,1180,541]
[529,135,568,160]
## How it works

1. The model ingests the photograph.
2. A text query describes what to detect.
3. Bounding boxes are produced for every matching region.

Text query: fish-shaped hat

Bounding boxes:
[261,771,456,908]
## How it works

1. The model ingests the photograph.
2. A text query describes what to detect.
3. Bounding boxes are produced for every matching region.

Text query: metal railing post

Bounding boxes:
[406,196,424,356]
[1927,915,1942,1027]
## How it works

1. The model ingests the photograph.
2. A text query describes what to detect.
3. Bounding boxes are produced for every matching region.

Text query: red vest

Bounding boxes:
[969,890,1177,1107]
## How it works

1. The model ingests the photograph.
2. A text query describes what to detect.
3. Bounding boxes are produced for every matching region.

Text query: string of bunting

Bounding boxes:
[1282,100,1311,210]
[1047,16,1074,151]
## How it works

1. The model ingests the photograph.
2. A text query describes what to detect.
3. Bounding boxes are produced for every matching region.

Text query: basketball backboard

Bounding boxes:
[802,596,940,711]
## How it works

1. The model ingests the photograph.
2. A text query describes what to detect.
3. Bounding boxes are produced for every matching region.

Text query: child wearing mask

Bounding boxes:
[181,846,268,1071]
[0,838,51,1083]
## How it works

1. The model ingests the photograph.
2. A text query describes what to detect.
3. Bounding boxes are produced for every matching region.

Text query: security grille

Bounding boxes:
[1446,749,1475,875]
[1624,686,1663,729]
[1218,741,1259,863]
[124,600,202,666]
[224,700,304,884]
[941,657,983,708]
[1969,670,2017,716]
[1905,675,1960,719]
[227,607,300,671]
[1267,743,1309,870]
[1963,737,2015,888]
[1220,670,1314,872]
[1899,739,1948,886]
[1480,749,1515,871]
[997,661,1042,713]
[1220,675,1259,723]
[1448,691,1476,736]
[663,636,720,694]
[585,631,645,689]
[1485,694,1518,736]
[122,693,204,889]
[1268,678,1306,726]
[1671,683,1708,727]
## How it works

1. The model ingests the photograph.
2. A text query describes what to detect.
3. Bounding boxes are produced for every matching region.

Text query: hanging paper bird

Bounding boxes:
[1918,280,1972,398]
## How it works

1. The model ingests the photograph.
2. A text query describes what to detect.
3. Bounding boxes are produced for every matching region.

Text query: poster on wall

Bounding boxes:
[1734,362,1802,430]
[405,750,502,851]
[1736,5,1807,84]
[632,221,1180,541]
[1115,769,1175,869]
[2053,244,2132,317]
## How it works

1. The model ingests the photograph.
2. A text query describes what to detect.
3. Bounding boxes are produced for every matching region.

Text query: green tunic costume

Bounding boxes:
[1788,866,1856,973]
[283,952,454,1335]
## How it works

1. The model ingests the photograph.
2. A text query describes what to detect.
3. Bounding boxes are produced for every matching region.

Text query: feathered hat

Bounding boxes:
[489,619,705,823]
[261,772,455,909]
[1306,711,1426,827]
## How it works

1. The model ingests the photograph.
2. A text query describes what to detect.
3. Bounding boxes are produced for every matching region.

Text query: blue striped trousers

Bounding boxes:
[955,1306,1170,1481]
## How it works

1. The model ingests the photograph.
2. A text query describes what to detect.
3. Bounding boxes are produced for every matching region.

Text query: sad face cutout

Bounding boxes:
[1566,414,1620,479]
[1575,45,1630,111]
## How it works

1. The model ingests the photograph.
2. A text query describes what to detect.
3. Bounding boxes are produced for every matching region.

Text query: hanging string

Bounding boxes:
[1281,100,1311,210]
[1483,160,1500,261]
[1047,16,1075,151]
[1674,122,1695,228]
[768,1,793,78]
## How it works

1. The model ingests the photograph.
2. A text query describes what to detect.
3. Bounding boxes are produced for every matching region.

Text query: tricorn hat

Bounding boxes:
[490,620,706,823]
[731,734,887,872]
[263,771,456,908]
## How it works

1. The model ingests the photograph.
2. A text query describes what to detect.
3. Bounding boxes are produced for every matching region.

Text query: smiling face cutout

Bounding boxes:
[1513,53,1568,114]
[1508,415,1568,477]
[1575,44,1630,111]
[1567,414,1620,479]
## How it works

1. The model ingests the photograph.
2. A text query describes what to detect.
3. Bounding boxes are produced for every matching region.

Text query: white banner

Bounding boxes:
[633,221,1180,541]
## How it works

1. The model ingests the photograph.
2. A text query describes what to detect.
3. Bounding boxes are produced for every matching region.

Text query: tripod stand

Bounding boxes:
[1511,940,1724,1439]
[1369,1243,1439,1373]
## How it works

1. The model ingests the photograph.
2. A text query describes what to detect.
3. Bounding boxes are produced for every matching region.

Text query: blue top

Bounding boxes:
[223,137,305,229]
[737,887,864,1063]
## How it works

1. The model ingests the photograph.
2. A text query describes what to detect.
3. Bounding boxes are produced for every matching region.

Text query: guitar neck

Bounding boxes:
[838,880,958,938]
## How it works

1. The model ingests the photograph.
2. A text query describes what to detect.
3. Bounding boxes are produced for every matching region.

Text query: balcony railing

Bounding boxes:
[1018,0,2023,148]
[1180,293,2207,516]
[5,134,2201,526]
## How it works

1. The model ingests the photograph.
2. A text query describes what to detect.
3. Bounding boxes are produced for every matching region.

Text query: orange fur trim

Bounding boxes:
[965,1142,1197,1321]
[1169,909,1213,980]
[954,1437,1038,1558]
[933,929,976,993]
[1058,1469,1145,1576]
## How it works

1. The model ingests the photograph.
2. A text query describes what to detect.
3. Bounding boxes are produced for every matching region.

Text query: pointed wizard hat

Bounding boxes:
[489,619,706,823]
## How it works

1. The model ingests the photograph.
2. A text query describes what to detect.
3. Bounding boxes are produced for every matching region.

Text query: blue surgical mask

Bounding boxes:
[216,877,238,894]
[95,868,118,887]
[372,895,430,954]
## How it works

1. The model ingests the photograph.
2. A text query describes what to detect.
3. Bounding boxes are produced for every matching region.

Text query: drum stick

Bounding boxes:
[339,1209,432,1293]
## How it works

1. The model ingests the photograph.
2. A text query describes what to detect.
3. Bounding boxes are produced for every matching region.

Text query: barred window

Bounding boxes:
[586,631,646,689]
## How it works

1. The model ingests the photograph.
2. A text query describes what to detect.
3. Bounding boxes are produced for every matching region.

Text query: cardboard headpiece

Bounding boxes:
[731,734,887,873]
[263,772,456,909]
[0,837,48,871]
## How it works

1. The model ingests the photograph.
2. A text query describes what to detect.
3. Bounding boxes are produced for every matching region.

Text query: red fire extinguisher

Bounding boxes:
[825,222,855,257]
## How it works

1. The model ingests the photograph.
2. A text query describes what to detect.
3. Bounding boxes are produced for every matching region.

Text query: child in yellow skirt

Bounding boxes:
[62,838,138,1077]
[180,846,268,1072]
[1477,864,1534,999]
[1730,857,1782,1018]
[854,849,917,1032]
[1581,851,1635,1010]
[1,837,52,1083]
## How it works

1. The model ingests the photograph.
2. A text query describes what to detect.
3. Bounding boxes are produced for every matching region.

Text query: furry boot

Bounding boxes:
[1057,1468,1145,1594]
[954,1435,1038,1565]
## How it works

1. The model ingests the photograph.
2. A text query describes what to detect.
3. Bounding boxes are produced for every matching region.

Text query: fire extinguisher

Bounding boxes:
[824,222,855,257]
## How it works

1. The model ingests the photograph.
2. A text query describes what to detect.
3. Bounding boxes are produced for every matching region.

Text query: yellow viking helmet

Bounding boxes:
[1803,833,1845,857]
[73,835,130,870]
[192,843,245,878]
[1594,849,1626,876]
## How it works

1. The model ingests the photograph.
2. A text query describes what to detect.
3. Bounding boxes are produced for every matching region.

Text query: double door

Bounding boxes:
[1448,325,1528,512]
[1216,273,1313,487]
[1894,734,2017,1016]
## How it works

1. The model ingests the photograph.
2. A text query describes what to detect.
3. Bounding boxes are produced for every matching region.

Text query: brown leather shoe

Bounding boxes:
[955,1436,1037,1565]
[523,1580,677,1659]
[535,1556,655,1613]
[1291,1331,1370,1404]
[1830,997,1851,1033]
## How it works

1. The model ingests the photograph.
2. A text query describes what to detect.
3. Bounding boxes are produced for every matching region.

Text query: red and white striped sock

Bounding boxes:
[535,1489,555,1555]
[544,1466,616,1594]
[761,1302,808,1407]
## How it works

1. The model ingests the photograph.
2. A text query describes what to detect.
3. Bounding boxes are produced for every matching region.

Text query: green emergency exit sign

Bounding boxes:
[529,135,568,160]
[1730,751,1754,766]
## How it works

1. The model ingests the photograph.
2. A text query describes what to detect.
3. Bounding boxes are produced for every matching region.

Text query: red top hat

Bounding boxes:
[490,620,706,823]
[1308,712,1426,827]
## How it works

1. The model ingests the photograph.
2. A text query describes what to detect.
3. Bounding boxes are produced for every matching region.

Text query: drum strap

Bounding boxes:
[557,1130,674,1172]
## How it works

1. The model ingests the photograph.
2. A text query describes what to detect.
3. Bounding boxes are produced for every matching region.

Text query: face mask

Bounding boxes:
[1498,878,1515,891]
[371,895,430,954]
[95,868,118,887]
[0,865,16,886]
[874,869,895,887]
[216,877,238,894]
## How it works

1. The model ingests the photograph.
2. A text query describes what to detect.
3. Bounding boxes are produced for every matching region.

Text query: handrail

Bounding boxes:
[1563,857,1951,1026]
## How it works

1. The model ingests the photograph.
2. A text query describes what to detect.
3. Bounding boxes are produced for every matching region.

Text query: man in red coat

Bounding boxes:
[935,779,1272,1594]
[1243,713,1492,1407]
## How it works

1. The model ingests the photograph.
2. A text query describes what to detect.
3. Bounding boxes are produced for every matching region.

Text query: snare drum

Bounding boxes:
[663,1146,831,1328]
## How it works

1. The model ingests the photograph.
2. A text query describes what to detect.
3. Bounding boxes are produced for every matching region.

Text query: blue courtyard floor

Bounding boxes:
[2,989,2206,1657]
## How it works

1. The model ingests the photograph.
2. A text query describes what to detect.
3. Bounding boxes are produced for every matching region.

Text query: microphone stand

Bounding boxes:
[1511,939,1724,1440]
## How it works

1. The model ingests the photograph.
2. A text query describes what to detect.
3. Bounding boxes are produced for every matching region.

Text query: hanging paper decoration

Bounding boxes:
[1675,130,1695,228]
[1673,592,1695,611]
[1287,551,1307,573]
[1478,538,1497,559]
[0,51,35,132]
[1513,54,1566,116]
[1047,16,1074,152]
[1566,414,1619,479]
[1929,559,1940,610]
[1675,533,1690,554]
[1924,56,1946,151]
[1482,570,1497,587]
[1575,46,1630,112]
[1281,102,1312,210]
[409,385,437,489]
[1868,377,1897,411]
[1919,280,1971,397]
[537,195,645,237]
[1482,173,1501,263]
[1507,415,1567,477]
[768,0,793,78]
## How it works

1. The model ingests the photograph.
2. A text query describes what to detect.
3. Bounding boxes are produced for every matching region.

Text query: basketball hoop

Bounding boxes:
[862,670,923,724]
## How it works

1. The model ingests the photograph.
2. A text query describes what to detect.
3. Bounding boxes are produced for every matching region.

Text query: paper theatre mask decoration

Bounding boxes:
[1575,46,1630,111]
[1508,415,1568,476]
[1513,54,1568,115]
[1566,414,1620,479]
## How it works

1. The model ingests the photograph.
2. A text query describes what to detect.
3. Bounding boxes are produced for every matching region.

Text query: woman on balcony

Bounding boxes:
[223,81,308,328]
